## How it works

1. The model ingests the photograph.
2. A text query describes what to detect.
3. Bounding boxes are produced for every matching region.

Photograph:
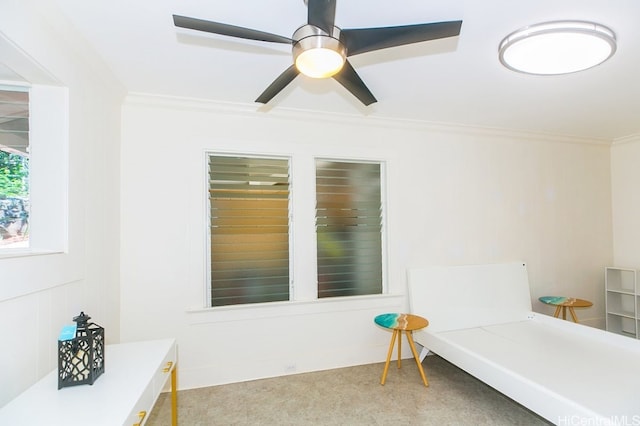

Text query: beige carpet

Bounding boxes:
[147,355,551,425]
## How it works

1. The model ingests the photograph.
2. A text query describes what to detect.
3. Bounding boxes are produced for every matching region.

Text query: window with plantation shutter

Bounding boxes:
[315,160,383,298]
[208,155,290,307]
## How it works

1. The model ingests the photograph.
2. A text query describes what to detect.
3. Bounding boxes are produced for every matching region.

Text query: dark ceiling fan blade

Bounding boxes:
[173,15,292,44]
[307,0,337,34]
[342,20,462,56]
[332,60,377,106]
[255,65,300,104]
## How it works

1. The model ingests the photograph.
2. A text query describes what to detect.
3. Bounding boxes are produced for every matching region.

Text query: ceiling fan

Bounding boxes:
[173,0,462,106]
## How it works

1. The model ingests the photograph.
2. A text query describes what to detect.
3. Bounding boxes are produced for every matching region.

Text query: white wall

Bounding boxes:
[611,135,640,269]
[0,2,123,406]
[120,95,613,390]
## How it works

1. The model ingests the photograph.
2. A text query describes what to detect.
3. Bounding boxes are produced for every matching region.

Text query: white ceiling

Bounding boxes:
[47,0,640,140]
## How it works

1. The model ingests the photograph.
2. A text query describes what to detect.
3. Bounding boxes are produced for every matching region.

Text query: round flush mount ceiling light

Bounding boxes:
[498,21,616,75]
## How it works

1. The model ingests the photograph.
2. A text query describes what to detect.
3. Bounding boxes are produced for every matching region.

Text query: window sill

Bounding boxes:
[0,248,62,260]
[185,293,405,324]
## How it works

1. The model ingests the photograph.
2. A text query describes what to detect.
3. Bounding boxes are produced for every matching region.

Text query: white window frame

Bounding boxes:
[0,32,72,302]
[0,84,69,256]
[205,152,293,307]
[201,152,388,309]
[314,157,388,298]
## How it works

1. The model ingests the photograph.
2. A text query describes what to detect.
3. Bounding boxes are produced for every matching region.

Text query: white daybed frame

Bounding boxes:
[407,262,640,425]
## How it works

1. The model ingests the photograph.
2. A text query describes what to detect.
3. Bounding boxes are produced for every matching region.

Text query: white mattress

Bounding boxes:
[414,313,640,422]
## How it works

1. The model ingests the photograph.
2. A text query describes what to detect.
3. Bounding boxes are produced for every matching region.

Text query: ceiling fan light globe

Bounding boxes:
[295,47,345,78]
[292,28,346,79]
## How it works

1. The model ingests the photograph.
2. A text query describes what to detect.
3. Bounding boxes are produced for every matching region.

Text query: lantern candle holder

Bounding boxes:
[57,312,105,389]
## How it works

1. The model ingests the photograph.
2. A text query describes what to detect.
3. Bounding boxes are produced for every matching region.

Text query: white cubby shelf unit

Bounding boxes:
[605,267,639,339]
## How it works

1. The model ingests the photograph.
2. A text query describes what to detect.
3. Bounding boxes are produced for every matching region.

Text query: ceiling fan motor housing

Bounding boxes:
[292,25,347,78]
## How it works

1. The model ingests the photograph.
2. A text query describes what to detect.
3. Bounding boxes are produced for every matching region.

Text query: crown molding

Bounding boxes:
[124,92,611,147]
[612,133,640,146]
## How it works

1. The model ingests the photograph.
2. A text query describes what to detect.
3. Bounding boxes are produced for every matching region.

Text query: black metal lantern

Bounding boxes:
[57,312,105,389]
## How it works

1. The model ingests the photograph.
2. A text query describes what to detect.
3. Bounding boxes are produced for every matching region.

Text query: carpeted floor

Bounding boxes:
[147,354,551,425]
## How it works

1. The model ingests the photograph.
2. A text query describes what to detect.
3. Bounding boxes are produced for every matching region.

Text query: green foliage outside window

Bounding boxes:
[0,151,29,198]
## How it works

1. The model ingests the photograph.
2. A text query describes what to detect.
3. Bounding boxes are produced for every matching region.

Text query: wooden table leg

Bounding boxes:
[406,331,428,387]
[553,306,561,318]
[562,306,567,320]
[381,329,398,385]
[397,331,402,369]
[569,307,579,323]
[171,364,178,426]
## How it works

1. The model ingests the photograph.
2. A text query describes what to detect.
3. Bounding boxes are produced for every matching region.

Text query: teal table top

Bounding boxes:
[539,296,570,305]
[374,313,428,330]
[538,296,592,307]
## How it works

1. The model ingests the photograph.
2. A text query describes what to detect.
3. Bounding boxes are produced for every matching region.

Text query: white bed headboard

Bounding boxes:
[407,262,532,332]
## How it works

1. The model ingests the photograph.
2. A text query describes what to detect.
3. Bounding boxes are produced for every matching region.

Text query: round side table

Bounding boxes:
[374,313,429,387]
[539,296,593,323]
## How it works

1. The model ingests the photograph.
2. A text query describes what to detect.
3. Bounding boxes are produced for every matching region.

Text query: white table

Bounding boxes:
[0,338,177,426]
